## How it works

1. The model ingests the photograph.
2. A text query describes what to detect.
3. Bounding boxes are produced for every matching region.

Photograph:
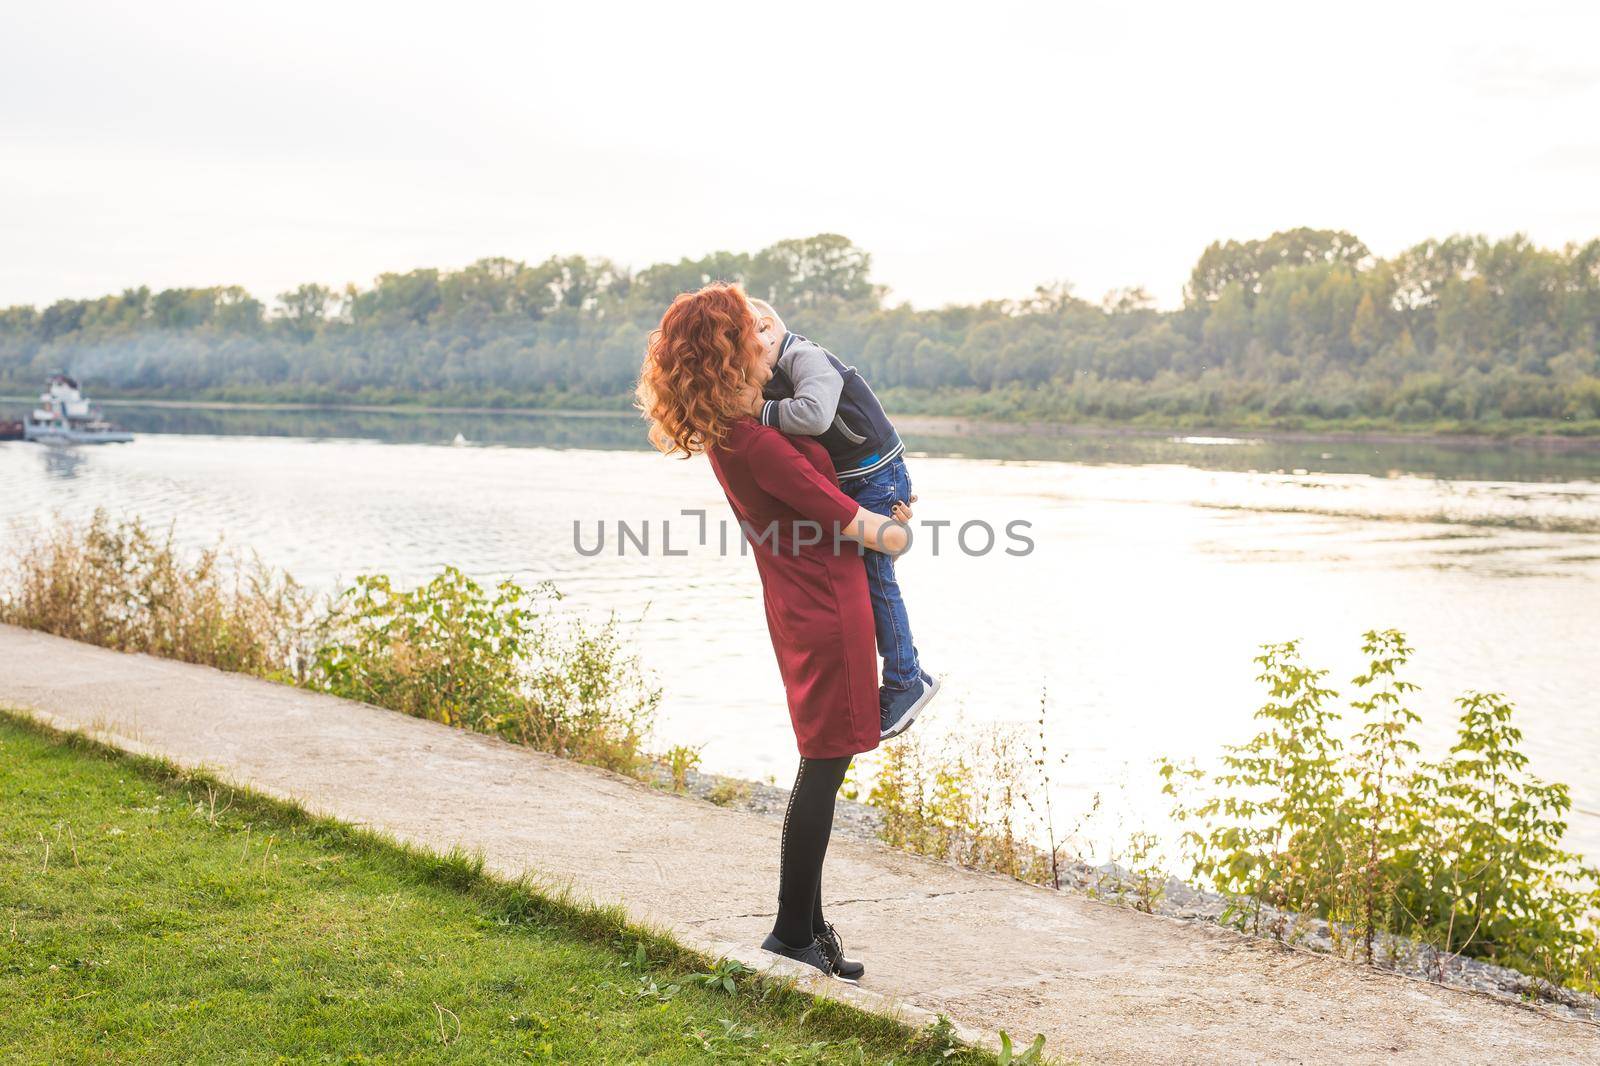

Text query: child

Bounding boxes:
[746,296,938,740]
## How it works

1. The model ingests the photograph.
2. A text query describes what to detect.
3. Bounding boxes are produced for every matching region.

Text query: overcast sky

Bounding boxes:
[3,1,1598,311]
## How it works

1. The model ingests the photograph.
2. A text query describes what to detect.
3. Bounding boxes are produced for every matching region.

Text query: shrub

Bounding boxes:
[665,744,702,792]
[1394,398,1437,422]
[1163,630,1600,993]
[706,779,749,808]
[310,567,658,775]
[1400,693,1600,987]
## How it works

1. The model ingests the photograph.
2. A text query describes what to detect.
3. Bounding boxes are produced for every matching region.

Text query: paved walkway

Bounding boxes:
[2,624,1595,1065]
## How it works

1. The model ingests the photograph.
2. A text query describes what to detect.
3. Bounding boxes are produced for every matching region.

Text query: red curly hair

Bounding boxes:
[637,282,766,456]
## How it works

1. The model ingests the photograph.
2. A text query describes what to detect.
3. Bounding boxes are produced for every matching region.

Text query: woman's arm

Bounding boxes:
[843,504,912,556]
[747,432,912,556]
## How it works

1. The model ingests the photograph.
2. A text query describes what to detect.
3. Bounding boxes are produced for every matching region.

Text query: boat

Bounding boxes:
[0,420,22,441]
[23,374,134,444]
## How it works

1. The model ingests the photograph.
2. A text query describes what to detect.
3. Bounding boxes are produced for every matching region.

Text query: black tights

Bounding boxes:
[771,754,851,949]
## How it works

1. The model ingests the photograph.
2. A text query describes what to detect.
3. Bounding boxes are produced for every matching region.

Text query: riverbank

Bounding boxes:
[2,624,1594,1064]
[3,392,1598,449]
[660,762,1600,1024]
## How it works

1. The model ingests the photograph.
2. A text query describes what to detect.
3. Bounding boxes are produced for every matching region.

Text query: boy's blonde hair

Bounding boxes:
[747,296,785,332]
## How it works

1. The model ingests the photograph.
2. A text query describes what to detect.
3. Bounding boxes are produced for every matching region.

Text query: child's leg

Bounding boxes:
[840,458,922,691]
[863,543,921,690]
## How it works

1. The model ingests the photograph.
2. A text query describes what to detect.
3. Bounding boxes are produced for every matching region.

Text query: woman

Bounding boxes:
[638,282,910,980]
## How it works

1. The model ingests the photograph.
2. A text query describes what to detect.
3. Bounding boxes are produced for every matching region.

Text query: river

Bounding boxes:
[2,403,1598,858]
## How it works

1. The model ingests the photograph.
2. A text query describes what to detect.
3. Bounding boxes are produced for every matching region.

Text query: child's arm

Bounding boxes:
[759,339,843,437]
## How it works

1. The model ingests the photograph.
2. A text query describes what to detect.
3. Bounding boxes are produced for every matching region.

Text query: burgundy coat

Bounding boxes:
[708,419,881,759]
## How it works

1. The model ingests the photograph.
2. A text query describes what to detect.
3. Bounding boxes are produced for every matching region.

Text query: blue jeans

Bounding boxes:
[839,456,921,692]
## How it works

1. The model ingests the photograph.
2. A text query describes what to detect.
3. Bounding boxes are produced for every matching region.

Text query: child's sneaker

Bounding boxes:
[879,670,939,741]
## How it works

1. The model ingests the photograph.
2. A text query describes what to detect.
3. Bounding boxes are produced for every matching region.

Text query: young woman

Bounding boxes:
[637,282,910,980]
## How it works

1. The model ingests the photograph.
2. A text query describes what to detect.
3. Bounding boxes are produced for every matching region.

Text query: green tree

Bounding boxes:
[274,283,334,340]
[1186,228,1371,307]
[4,229,1599,435]
[749,234,877,310]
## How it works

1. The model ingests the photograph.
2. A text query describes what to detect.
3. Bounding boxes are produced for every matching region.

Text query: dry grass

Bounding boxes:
[0,508,316,678]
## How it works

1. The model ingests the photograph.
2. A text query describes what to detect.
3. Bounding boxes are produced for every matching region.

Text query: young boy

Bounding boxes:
[745,296,938,741]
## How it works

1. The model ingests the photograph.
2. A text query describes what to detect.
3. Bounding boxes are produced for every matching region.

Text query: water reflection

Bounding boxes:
[106,404,650,451]
[94,402,1600,483]
[39,445,91,480]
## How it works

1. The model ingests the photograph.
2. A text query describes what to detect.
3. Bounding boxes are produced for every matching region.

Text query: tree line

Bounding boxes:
[3,230,1599,431]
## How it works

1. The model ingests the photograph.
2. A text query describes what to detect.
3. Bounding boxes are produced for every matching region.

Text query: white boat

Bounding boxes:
[23,375,134,444]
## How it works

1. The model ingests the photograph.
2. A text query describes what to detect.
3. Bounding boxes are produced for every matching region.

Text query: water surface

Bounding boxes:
[3,406,1597,857]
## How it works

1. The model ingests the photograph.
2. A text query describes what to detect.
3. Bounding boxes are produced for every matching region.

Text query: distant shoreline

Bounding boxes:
[4,393,1600,453]
[890,416,1600,452]
[0,394,636,419]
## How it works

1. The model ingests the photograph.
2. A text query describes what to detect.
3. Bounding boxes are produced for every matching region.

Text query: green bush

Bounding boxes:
[1164,630,1600,993]
[310,568,657,775]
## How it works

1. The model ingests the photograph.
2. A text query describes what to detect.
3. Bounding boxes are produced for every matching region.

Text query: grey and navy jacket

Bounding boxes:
[758,332,903,480]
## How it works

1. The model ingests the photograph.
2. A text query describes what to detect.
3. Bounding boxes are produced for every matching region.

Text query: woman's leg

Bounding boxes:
[772,754,851,948]
[811,868,864,978]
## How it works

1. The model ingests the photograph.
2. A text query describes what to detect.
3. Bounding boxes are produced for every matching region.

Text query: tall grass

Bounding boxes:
[0,509,315,677]
[866,725,1054,884]
[855,703,1169,912]
[0,511,657,775]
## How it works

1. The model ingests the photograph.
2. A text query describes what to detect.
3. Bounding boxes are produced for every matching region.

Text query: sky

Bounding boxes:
[3,0,1599,311]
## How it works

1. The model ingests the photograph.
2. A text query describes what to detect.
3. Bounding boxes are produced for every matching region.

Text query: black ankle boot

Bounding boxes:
[815,922,865,980]
[759,932,834,977]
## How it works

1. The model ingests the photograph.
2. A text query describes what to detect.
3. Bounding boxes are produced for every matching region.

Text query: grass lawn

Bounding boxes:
[0,714,991,1064]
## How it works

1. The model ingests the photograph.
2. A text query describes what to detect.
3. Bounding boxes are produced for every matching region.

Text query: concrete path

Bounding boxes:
[2,624,1595,1065]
